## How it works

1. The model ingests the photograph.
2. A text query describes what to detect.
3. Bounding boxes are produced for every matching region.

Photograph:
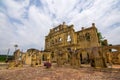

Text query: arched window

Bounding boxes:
[55,39,57,43]
[85,33,91,41]
[79,35,84,41]
[51,40,54,45]
[59,37,62,42]
[67,34,71,42]
[111,49,118,52]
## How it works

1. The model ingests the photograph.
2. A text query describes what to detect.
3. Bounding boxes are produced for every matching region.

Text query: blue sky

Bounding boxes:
[0,0,120,55]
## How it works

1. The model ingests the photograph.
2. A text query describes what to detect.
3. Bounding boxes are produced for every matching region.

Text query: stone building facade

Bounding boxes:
[45,22,101,63]
[10,22,120,68]
[45,22,100,51]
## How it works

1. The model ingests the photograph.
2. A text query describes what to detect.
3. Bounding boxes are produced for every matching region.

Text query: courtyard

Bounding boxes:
[0,63,120,80]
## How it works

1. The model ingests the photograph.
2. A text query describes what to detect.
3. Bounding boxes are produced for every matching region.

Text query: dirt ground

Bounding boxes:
[0,63,120,80]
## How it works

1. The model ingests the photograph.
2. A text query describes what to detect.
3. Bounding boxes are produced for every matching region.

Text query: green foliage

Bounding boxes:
[97,32,106,46]
[0,55,6,62]
[0,55,13,62]
[101,40,106,46]
[97,32,103,40]
[97,32,102,43]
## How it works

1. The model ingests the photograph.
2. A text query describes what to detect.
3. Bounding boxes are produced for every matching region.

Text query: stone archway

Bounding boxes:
[84,47,107,68]
[103,45,120,53]
[80,53,82,64]
[102,45,120,65]
[80,50,88,64]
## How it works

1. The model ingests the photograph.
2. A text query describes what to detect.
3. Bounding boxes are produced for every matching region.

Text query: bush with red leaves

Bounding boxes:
[44,62,51,68]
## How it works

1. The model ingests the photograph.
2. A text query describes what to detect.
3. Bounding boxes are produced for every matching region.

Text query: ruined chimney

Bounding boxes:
[63,22,65,25]
[92,23,95,27]
[81,27,84,30]
[50,29,53,33]
[104,39,108,46]
[63,22,67,28]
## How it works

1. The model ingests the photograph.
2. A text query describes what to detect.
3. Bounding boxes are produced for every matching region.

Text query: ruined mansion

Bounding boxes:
[9,22,120,68]
[45,22,102,56]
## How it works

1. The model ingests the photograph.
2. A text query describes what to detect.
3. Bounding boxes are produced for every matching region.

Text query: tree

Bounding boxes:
[97,32,106,46]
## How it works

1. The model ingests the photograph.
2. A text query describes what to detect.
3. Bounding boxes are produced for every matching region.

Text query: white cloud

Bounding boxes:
[0,12,16,54]
[2,0,29,20]
[0,0,120,55]
[105,26,120,45]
